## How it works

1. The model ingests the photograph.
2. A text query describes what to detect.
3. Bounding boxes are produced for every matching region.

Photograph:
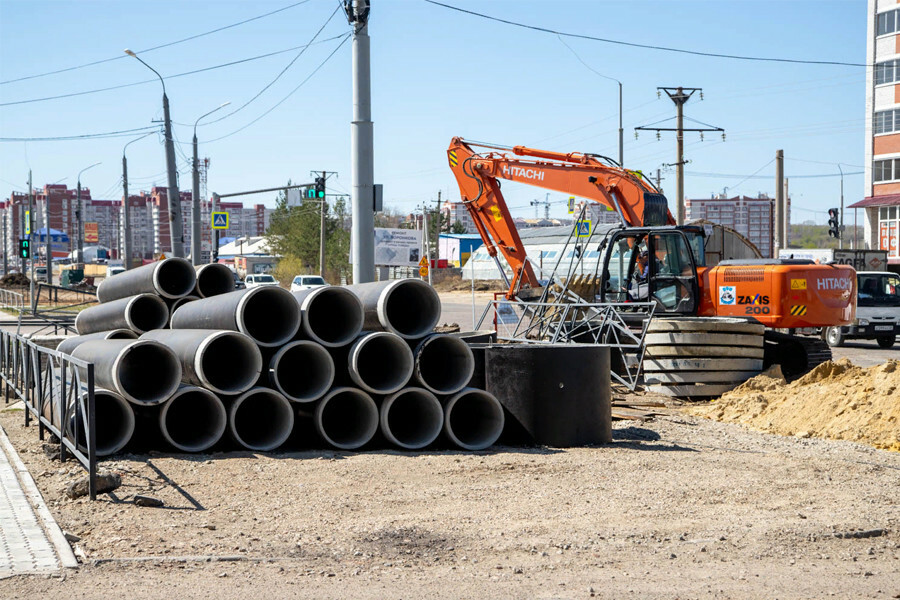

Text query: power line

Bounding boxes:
[685,169,862,180]
[0,125,159,142]
[0,0,313,86]
[204,34,350,143]
[201,4,342,126]
[423,0,867,68]
[0,35,347,107]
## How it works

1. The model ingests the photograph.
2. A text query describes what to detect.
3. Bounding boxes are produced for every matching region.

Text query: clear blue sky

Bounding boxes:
[0,0,864,225]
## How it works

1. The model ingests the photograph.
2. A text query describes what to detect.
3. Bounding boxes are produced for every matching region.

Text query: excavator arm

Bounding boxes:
[448,138,673,298]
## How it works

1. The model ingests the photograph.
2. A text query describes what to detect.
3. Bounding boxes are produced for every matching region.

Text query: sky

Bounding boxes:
[0,0,865,225]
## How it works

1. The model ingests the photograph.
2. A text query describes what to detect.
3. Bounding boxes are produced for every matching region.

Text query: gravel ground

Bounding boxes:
[0,405,897,599]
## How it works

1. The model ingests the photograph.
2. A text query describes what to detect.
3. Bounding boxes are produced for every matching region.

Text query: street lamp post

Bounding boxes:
[124,49,184,258]
[76,162,101,267]
[192,102,230,266]
[838,163,844,250]
[122,132,154,270]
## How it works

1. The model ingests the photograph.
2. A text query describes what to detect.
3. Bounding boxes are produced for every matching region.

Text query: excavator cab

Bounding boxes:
[600,227,702,315]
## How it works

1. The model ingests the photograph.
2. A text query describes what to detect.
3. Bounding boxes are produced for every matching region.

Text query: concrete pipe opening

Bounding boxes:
[115,341,182,405]
[236,287,301,347]
[298,287,364,347]
[270,341,334,402]
[444,388,505,451]
[125,294,170,333]
[72,390,135,457]
[153,257,198,299]
[197,331,263,395]
[195,263,235,298]
[159,386,226,452]
[349,332,414,394]
[315,387,378,450]
[380,387,443,450]
[229,388,294,451]
[415,335,475,395]
[379,279,441,339]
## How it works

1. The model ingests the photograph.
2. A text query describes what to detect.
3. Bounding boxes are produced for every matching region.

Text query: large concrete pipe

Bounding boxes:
[312,387,378,450]
[57,329,137,356]
[227,387,294,451]
[167,295,199,327]
[71,339,182,406]
[345,332,414,394]
[96,257,197,303]
[443,388,505,451]
[292,286,364,347]
[413,334,475,395]
[170,286,301,347]
[43,383,135,457]
[75,293,169,335]
[269,340,334,402]
[141,329,263,395]
[158,386,227,452]
[194,263,235,298]
[380,387,443,450]
[345,279,441,339]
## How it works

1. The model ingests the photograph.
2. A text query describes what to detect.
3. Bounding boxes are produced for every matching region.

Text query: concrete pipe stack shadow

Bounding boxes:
[58,268,506,455]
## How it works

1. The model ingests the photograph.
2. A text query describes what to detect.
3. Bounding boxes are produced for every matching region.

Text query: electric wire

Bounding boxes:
[0,34,348,107]
[423,0,867,67]
[203,34,350,143]
[0,125,159,142]
[0,0,314,85]
[200,3,343,126]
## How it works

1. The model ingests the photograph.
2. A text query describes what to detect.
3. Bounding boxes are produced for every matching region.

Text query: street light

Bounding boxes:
[124,48,184,258]
[122,132,155,270]
[191,102,230,265]
[76,162,101,266]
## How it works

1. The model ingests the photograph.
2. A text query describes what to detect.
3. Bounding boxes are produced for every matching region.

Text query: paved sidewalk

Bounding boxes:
[0,422,76,579]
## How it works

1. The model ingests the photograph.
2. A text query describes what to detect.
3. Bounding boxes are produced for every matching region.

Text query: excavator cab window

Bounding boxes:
[601,233,648,303]
[648,232,698,314]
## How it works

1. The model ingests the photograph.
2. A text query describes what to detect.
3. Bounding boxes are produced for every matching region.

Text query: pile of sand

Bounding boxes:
[689,359,900,451]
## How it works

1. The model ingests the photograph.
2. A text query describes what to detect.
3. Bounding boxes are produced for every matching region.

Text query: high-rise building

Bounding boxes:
[686,193,786,258]
[857,0,900,265]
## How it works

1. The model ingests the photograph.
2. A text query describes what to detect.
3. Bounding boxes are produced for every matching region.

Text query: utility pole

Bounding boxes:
[28,170,35,309]
[635,87,723,226]
[656,168,663,193]
[783,177,790,248]
[774,149,784,255]
[346,0,374,284]
[192,102,229,266]
[76,180,83,266]
[2,214,6,275]
[434,190,441,264]
[211,193,220,263]
[320,171,327,278]
[422,205,432,286]
[122,154,131,269]
[44,192,51,283]
[838,164,845,250]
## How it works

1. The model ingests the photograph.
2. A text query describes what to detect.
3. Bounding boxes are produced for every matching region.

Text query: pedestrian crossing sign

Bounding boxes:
[575,220,591,237]
[212,212,229,229]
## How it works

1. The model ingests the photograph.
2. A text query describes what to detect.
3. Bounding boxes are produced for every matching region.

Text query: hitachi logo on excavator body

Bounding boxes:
[501,165,545,181]
[816,277,852,291]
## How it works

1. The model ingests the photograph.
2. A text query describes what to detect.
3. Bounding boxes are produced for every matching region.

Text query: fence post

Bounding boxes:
[86,363,96,500]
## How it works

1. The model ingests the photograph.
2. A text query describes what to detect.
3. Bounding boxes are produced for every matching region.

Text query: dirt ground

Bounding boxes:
[0,401,898,599]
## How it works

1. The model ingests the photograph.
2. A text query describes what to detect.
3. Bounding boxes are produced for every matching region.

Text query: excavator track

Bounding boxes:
[763,331,833,379]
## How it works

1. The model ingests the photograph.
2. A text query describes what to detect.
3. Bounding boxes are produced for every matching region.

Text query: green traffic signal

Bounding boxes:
[19,238,30,259]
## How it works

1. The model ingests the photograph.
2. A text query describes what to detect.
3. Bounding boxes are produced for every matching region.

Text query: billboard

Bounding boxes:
[84,222,99,244]
[374,228,423,266]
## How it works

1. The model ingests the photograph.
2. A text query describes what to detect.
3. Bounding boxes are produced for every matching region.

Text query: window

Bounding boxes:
[876,60,899,86]
[874,158,898,182]
[878,9,897,36]
[875,109,898,135]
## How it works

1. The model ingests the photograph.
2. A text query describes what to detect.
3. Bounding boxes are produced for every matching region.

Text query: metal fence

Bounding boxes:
[0,289,25,312]
[0,330,98,499]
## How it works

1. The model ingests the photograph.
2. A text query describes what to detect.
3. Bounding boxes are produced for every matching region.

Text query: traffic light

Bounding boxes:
[19,238,30,259]
[314,176,326,199]
[827,207,841,239]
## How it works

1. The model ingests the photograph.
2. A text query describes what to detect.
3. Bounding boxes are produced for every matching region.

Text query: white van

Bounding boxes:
[823,271,900,348]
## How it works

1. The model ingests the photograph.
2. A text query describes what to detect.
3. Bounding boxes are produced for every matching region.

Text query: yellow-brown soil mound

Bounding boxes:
[688,359,900,451]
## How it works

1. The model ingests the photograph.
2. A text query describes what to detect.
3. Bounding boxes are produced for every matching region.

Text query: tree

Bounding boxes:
[451,220,467,234]
[266,181,352,284]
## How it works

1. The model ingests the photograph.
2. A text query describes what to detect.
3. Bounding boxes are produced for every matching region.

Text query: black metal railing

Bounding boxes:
[0,330,98,499]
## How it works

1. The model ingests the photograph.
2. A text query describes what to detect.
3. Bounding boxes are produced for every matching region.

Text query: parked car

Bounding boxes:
[244,274,280,288]
[290,275,328,292]
[232,271,246,290]
[822,270,900,349]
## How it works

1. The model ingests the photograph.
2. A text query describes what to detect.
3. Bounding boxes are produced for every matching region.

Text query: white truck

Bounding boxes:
[778,249,898,348]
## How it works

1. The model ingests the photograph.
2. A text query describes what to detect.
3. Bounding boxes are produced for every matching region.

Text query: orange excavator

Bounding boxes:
[447,137,856,374]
